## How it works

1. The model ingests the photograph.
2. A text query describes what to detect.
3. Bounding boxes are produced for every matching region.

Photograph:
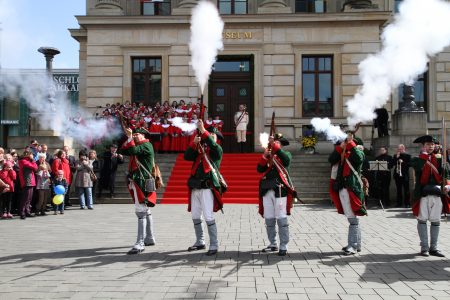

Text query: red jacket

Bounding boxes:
[0,168,17,192]
[18,158,38,188]
[52,158,72,185]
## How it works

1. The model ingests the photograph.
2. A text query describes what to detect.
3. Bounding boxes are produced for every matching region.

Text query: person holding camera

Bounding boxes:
[119,127,158,255]
[328,134,367,255]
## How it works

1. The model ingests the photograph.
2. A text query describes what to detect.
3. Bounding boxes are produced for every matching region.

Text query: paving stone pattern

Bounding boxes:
[0,204,449,300]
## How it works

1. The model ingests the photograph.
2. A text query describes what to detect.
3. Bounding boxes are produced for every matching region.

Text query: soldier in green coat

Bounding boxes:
[119,127,157,255]
[328,134,367,255]
[185,120,225,256]
[410,135,449,257]
[257,133,293,256]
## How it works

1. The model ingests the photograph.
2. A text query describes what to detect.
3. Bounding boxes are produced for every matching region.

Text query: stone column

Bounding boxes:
[172,0,199,15]
[92,0,125,15]
[258,0,291,14]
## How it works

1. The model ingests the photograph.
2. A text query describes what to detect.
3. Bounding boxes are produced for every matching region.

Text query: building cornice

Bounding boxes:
[74,11,391,27]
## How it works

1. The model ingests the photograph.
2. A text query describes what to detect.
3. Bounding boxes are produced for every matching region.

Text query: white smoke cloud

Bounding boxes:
[0,71,121,147]
[170,117,197,133]
[189,1,224,94]
[346,0,450,128]
[259,132,269,149]
[311,118,347,144]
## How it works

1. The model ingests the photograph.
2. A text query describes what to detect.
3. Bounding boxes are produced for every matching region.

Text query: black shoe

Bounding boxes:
[278,250,287,256]
[205,249,218,256]
[88,207,93,210]
[429,250,445,257]
[80,207,85,210]
[25,213,34,218]
[127,248,144,255]
[420,250,430,257]
[20,215,26,220]
[188,245,206,251]
[262,246,278,253]
[342,246,361,252]
[144,241,155,246]
[343,248,357,256]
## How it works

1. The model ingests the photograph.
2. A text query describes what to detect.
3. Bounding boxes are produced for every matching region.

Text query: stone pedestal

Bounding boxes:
[372,110,428,156]
[392,110,427,136]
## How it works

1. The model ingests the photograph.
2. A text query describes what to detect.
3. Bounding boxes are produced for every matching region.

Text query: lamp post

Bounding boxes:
[38,47,60,110]
[38,47,60,76]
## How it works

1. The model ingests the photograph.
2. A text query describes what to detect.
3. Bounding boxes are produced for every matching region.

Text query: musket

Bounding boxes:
[196,93,225,213]
[266,111,303,204]
[117,111,128,134]
[269,111,276,139]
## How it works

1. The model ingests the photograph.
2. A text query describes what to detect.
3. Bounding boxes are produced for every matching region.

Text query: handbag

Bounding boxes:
[136,159,156,193]
[89,171,97,182]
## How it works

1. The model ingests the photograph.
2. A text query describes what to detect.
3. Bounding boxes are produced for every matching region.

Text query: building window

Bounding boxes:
[398,72,427,111]
[132,57,162,105]
[296,0,326,13]
[213,60,250,72]
[394,0,403,13]
[141,0,171,16]
[302,56,333,117]
[218,0,247,15]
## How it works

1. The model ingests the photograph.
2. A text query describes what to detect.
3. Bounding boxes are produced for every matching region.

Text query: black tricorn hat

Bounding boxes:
[274,133,290,146]
[413,135,439,144]
[206,127,224,141]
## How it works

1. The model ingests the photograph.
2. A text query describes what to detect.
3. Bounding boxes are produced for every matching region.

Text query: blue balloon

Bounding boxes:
[54,185,65,195]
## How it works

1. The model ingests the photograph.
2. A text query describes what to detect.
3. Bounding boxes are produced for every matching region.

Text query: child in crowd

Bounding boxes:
[52,170,68,215]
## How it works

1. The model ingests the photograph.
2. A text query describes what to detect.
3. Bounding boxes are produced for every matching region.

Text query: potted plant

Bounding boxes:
[301,135,317,154]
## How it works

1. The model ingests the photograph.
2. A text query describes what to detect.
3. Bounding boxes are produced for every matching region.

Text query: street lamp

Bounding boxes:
[38,47,60,110]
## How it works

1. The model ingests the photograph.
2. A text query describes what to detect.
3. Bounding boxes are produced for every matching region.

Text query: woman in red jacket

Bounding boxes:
[18,151,38,219]
[52,150,72,186]
[0,161,17,218]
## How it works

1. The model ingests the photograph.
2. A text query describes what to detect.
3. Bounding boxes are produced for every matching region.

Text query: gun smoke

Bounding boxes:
[0,72,121,147]
[310,118,346,144]
[189,0,224,94]
[346,0,450,128]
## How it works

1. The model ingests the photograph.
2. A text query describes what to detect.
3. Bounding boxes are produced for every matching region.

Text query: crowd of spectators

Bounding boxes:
[99,100,224,152]
[0,100,226,219]
[0,140,102,220]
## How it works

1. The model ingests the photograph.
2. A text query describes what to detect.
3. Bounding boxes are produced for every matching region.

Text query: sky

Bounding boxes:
[0,0,85,69]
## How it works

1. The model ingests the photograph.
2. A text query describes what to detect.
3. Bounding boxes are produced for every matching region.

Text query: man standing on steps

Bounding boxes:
[119,128,157,255]
[234,104,249,153]
[257,133,292,256]
[410,135,449,257]
[185,119,225,256]
[98,144,124,198]
[328,133,367,256]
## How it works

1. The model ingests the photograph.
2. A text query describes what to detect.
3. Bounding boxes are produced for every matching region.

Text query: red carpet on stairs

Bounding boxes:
[161,153,262,204]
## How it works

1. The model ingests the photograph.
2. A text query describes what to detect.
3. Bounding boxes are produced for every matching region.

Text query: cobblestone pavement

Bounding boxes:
[1,203,450,300]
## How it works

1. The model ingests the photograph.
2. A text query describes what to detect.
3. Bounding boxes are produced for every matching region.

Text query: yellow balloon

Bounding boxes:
[53,194,64,205]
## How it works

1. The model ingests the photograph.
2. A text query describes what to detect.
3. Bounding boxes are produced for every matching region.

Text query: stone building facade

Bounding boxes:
[70,0,450,152]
